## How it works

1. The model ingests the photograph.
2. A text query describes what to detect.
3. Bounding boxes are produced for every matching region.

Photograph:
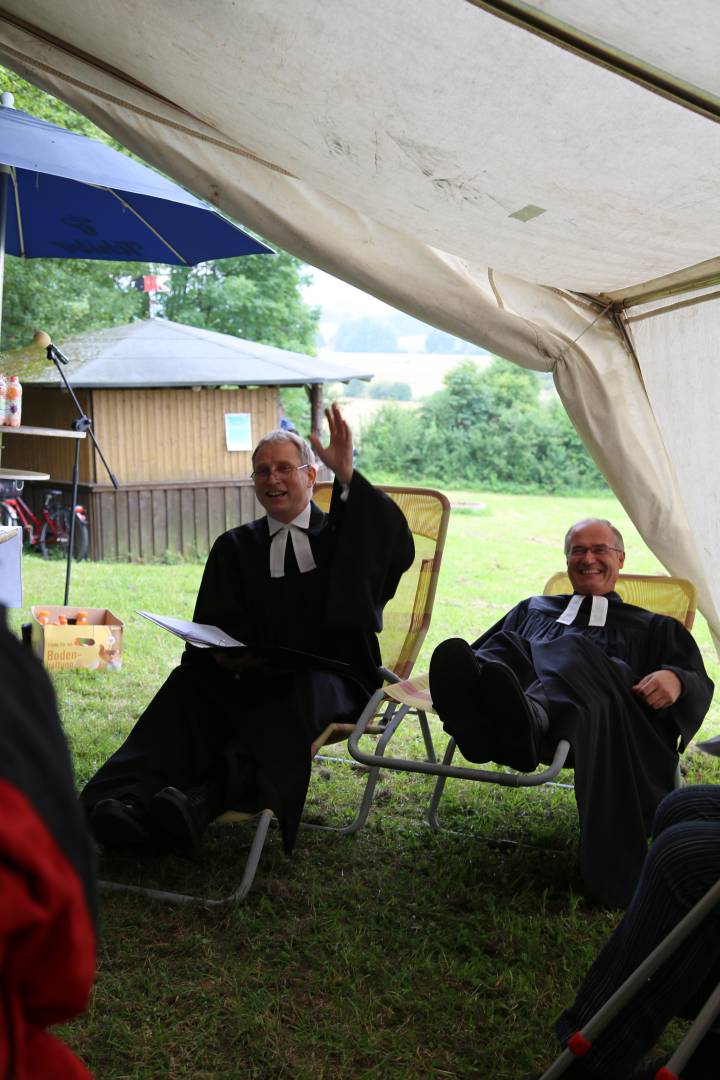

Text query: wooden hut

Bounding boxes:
[1,318,370,560]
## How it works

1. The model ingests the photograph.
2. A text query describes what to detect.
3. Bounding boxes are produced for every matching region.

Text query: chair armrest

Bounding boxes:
[379,665,401,684]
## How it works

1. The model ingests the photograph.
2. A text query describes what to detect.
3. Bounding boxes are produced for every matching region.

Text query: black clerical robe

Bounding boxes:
[470,592,714,907]
[0,608,97,1078]
[81,471,414,850]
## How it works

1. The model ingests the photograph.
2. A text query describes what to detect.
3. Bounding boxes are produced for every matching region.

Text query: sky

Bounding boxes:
[301,267,401,323]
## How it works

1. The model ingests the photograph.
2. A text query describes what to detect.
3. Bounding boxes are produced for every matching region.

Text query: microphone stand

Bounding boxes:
[43,342,120,604]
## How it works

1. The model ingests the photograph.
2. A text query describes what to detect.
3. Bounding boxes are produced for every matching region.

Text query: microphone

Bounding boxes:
[32,329,70,364]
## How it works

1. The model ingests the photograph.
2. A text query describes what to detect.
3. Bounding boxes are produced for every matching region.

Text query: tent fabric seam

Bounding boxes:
[625,291,720,323]
[0,22,297,179]
[467,0,720,123]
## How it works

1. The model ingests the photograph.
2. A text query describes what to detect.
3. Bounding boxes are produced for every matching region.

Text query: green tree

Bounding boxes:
[355,403,426,476]
[482,357,539,411]
[278,386,312,434]
[422,360,495,431]
[163,253,319,353]
[359,356,608,493]
[1,258,147,351]
[368,381,412,400]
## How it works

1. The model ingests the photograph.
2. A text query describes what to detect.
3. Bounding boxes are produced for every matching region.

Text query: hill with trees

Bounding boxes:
[358,358,607,493]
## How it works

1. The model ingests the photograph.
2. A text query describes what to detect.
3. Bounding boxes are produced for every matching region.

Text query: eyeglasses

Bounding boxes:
[567,544,623,558]
[251,463,311,481]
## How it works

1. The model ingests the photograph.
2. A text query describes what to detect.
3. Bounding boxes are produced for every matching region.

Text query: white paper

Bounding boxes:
[137,611,244,648]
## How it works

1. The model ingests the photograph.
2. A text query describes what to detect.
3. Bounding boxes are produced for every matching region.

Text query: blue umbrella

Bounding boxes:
[0,91,272,335]
[0,90,273,602]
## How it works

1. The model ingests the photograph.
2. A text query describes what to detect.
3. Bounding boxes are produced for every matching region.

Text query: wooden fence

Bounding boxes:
[18,459,334,562]
[22,480,261,561]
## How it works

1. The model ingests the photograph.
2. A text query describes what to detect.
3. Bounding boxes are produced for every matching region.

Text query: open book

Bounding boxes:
[137,611,350,669]
[137,611,244,648]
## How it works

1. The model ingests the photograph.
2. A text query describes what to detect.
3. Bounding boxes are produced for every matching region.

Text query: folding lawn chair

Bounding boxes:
[99,484,450,906]
[304,482,451,833]
[347,573,698,833]
[539,876,720,1079]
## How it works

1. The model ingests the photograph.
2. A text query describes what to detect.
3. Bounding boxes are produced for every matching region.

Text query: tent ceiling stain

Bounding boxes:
[509,204,547,222]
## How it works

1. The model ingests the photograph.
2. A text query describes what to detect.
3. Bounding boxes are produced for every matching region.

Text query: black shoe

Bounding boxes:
[481,660,548,772]
[148,784,216,852]
[90,797,152,850]
[429,638,496,763]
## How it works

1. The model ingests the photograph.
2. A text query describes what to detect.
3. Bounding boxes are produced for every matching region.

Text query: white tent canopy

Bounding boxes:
[0,1,718,638]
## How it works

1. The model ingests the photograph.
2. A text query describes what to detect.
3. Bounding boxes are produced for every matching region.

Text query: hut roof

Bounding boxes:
[8,318,373,389]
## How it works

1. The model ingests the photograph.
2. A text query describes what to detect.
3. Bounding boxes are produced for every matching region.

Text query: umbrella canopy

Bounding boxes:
[0,92,271,340]
[0,96,270,265]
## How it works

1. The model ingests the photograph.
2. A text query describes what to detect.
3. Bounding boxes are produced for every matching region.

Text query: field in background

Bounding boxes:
[323,351,490,399]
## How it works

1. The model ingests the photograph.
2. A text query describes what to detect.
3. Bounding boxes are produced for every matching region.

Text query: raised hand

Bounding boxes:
[309,403,354,485]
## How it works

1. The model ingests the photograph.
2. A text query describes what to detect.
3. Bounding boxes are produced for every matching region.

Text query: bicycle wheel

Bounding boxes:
[0,502,17,528]
[39,509,89,561]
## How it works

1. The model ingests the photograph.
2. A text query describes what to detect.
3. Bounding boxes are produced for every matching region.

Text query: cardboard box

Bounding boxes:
[31,606,124,672]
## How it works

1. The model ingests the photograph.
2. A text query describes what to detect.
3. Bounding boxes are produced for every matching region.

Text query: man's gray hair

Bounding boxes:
[564,518,625,555]
[252,429,316,468]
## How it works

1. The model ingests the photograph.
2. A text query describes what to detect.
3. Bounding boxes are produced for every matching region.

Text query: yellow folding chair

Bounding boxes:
[347,574,698,833]
[99,484,450,906]
[304,484,451,834]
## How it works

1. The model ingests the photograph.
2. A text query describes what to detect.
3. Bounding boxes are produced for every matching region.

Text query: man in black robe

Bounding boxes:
[81,404,414,854]
[429,519,714,907]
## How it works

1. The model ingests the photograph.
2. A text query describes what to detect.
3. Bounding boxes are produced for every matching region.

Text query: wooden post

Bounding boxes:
[309,383,323,441]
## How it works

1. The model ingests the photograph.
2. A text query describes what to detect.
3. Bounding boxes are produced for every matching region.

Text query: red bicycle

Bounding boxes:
[0,484,89,560]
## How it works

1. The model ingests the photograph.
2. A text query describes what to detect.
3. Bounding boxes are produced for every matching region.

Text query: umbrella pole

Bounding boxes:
[0,91,14,346]
[0,165,8,346]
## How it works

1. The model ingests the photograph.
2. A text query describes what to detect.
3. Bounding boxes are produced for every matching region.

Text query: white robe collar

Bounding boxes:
[267,503,316,578]
[556,593,609,627]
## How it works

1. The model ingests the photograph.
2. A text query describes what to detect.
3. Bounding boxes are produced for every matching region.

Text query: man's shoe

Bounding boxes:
[429,638,496,763]
[148,784,217,852]
[481,660,548,772]
[90,797,152,850]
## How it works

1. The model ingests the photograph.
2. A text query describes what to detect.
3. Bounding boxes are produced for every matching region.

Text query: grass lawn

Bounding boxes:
[9,489,719,1079]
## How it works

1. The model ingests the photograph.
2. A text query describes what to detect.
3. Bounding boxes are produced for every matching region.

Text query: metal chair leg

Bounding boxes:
[98,808,274,907]
[306,703,411,835]
[426,738,456,831]
[665,979,720,1077]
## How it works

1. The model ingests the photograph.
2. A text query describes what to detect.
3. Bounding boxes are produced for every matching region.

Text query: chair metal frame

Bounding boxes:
[347,573,698,834]
[98,484,451,906]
